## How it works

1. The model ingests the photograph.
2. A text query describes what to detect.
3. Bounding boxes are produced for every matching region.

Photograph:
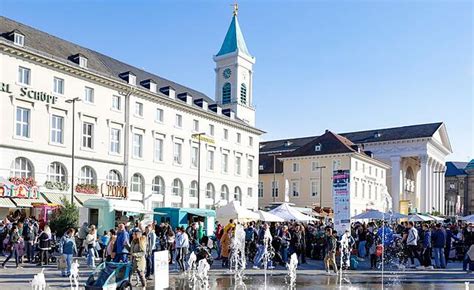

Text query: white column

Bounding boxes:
[419,155,429,213]
[427,158,434,212]
[390,156,402,212]
[441,165,446,215]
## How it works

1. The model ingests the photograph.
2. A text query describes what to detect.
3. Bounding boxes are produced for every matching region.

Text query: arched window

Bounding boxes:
[79,166,96,184]
[131,173,144,193]
[47,162,67,183]
[152,176,165,195]
[10,157,34,178]
[172,178,183,196]
[189,181,198,197]
[206,183,215,199]
[221,185,229,200]
[234,186,242,202]
[240,83,247,105]
[222,82,231,104]
[106,170,122,185]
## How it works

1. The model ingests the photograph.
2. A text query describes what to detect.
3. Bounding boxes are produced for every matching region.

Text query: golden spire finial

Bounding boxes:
[232,2,238,16]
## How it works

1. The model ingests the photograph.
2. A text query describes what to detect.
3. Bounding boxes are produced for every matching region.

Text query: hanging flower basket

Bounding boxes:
[9,176,36,188]
[75,183,98,194]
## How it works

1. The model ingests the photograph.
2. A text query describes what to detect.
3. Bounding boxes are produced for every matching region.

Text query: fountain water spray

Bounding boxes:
[230,223,247,281]
[187,252,197,284]
[196,258,210,289]
[286,253,298,287]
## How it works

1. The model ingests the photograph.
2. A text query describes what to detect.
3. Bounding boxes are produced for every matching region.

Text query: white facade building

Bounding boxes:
[0,14,263,219]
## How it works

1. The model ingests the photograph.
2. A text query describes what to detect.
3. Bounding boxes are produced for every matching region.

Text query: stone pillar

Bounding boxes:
[432,162,438,212]
[419,155,429,213]
[441,165,446,215]
[427,157,434,213]
[390,156,402,212]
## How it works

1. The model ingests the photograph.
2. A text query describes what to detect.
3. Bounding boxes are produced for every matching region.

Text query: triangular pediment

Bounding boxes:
[432,123,453,153]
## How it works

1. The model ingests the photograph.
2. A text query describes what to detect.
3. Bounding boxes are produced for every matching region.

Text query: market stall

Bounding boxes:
[154,207,216,237]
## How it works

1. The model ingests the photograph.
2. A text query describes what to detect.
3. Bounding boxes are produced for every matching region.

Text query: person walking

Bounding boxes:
[406,222,421,267]
[37,225,52,266]
[59,228,77,277]
[114,224,130,263]
[23,220,37,263]
[129,230,147,287]
[279,225,291,264]
[1,225,22,269]
[85,228,97,269]
[214,222,223,260]
[290,224,304,264]
[432,223,446,269]
[253,223,274,269]
[220,223,234,268]
[324,227,338,274]
[145,225,157,279]
[420,224,433,269]
[106,229,117,262]
[77,222,89,257]
[175,226,189,272]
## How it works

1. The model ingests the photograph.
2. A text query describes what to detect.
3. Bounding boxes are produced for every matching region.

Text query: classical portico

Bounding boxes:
[358,123,452,214]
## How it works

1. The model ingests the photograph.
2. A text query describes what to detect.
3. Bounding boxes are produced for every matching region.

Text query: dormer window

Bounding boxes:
[314,143,322,152]
[9,30,25,47]
[259,165,264,170]
[141,79,157,93]
[284,141,293,147]
[70,53,88,68]
[79,56,88,68]
[374,132,382,138]
[119,71,136,85]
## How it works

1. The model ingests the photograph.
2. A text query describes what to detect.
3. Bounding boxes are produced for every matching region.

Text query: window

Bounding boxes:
[191,146,198,168]
[375,168,378,177]
[223,129,229,140]
[171,202,182,208]
[112,95,121,110]
[375,186,378,200]
[133,133,143,158]
[369,166,372,175]
[172,178,183,196]
[18,66,31,85]
[154,138,163,162]
[292,162,300,173]
[156,108,163,122]
[152,176,165,195]
[175,114,182,128]
[82,122,94,149]
[311,161,320,172]
[207,150,215,171]
[206,183,215,199]
[193,119,199,132]
[84,87,94,103]
[362,183,366,198]
[11,157,33,178]
[311,180,319,197]
[79,166,96,184]
[362,164,366,173]
[15,107,30,138]
[354,181,358,197]
[234,186,242,202]
[221,185,229,200]
[235,155,241,175]
[47,162,67,183]
[355,161,359,171]
[236,133,241,144]
[333,159,341,171]
[14,33,24,46]
[247,187,252,197]
[79,56,88,68]
[272,181,279,197]
[292,181,300,197]
[131,173,144,193]
[240,83,247,104]
[189,181,198,197]
[222,153,229,173]
[249,136,253,147]
[135,102,143,117]
[173,142,182,164]
[247,159,253,177]
[50,115,64,144]
[106,170,121,185]
[110,128,121,154]
[222,83,231,104]
[381,170,384,178]
[314,143,322,151]
[209,124,215,136]
[368,184,372,199]
[53,77,64,94]
[258,182,263,198]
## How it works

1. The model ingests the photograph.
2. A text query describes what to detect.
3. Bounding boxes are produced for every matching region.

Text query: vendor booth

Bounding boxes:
[0,177,48,218]
[84,198,150,232]
[154,207,216,237]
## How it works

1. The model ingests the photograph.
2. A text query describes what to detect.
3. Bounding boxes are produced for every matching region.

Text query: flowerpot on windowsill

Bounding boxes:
[44,181,70,192]
[9,176,36,188]
[75,183,98,194]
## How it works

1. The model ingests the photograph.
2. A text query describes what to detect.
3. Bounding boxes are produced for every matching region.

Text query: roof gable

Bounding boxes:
[289,130,357,157]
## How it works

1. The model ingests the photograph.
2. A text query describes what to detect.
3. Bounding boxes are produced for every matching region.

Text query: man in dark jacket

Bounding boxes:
[421,224,432,268]
[186,223,198,252]
[324,227,337,274]
[432,223,446,269]
[23,220,37,263]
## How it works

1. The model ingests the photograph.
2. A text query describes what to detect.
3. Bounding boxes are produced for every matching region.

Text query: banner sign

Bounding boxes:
[100,184,128,199]
[333,170,350,234]
[154,250,169,289]
[0,183,38,199]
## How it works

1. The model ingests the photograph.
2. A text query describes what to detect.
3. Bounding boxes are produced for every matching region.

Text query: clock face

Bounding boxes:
[223,68,232,79]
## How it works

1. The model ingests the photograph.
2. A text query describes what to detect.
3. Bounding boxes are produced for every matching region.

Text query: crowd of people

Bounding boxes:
[1,210,474,287]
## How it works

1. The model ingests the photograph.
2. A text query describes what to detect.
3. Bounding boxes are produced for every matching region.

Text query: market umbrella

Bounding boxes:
[216,200,259,222]
[255,210,285,222]
[269,203,316,222]
[460,215,474,223]
[408,213,434,222]
[351,210,385,220]
[386,212,409,220]
[425,214,444,222]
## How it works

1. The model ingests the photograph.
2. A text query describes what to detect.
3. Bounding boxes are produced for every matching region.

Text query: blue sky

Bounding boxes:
[2,0,472,161]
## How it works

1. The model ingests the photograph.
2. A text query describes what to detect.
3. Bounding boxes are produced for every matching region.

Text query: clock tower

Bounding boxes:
[214,6,256,126]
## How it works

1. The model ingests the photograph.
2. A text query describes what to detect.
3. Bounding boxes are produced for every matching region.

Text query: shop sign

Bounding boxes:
[100,183,128,199]
[1,81,58,104]
[192,134,215,144]
[0,183,39,199]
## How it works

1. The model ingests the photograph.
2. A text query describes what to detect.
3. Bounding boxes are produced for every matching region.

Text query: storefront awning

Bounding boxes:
[184,208,216,217]
[0,197,16,208]
[11,194,48,208]
[84,198,147,214]
[74,193,100,206]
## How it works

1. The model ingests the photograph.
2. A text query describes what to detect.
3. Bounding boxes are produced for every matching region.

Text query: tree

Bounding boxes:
[49,197,79,237]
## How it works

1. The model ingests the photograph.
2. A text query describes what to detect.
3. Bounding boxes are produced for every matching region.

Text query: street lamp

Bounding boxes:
[191,132,206,208]
[65,97,81,204]
[434,170,446,214]
[315,166,326,207]
[268,153,282,202]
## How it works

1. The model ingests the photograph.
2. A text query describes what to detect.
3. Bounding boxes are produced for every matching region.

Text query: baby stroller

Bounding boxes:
[196,245,213,266]
[85,261,133,290]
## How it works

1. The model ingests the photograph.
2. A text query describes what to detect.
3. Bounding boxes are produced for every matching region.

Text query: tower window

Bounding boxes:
[222,83,231,104]
[240,83,247,105]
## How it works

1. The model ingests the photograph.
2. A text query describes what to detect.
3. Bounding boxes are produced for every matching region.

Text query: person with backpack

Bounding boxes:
[59,228,77,277]
[1,225,21,269]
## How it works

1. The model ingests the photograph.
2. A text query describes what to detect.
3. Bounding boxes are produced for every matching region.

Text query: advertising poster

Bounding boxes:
[154,250,169,289]
[333,170,351,234]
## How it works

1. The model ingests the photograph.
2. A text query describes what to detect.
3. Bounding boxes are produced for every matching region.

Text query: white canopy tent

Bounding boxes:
[216,200,259,222]
[269,203,316,222]
[351,210,408,220]
[460,215,474,223]
[255,210,285,222]
[425,214,444,222]
[408,213,434,222]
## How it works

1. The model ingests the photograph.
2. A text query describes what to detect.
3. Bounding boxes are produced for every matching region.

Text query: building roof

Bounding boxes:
[466,159,474,172]
[0,16,215,104]
[288,130,361,157]
[445,161,468,176]
[216,15,251,57]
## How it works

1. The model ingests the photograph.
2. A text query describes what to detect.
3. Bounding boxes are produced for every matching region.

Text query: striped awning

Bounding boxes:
[11,194,48,208]
[41,192,68,205]
[74,193,100,206]
[0,197,16,208]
